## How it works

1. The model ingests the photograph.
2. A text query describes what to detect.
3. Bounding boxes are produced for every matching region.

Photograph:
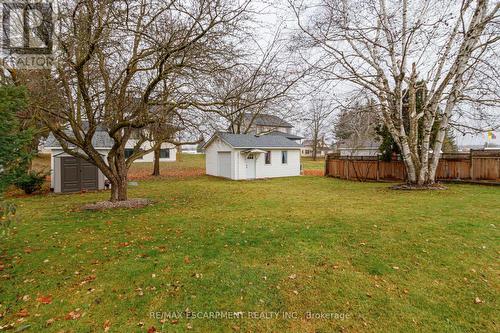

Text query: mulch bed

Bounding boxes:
[390,183,447,190]
[81,198,154,211]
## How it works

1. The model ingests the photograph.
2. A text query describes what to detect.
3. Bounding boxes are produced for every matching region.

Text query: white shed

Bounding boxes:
[203,132,302,180]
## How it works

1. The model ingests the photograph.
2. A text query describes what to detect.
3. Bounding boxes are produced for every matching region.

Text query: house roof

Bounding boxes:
[264,131,303,140]
[45,126,114,149]
[244,113,293,128]
[337,139,380,150]
[205,132,302,149]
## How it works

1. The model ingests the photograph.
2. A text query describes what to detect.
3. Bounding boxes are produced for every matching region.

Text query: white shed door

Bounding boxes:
[246,155,256,179]
[217,152,231,178]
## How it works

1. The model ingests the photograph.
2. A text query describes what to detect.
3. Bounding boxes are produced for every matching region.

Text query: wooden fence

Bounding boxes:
[325,150,500,182]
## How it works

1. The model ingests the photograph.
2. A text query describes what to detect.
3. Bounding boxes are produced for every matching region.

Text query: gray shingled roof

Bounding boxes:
[264,131,303,140]
[244,113,292,128]
[45,127,114,149]
[215,132,302,148]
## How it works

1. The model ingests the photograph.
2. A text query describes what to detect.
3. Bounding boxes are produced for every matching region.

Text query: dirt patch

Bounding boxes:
[390,183,447,190]
[81,198,154,211]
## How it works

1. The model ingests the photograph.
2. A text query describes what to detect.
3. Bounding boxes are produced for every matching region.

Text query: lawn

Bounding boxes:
[0,159,499,332]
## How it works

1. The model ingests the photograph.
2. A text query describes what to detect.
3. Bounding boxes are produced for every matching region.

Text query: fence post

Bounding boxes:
[346,160,350,180]
[376,159,380,181]
[470,150,475,181]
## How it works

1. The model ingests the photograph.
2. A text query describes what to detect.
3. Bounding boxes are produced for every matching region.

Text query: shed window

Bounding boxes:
[281,151,288,164]
[160,148,170,158]
[265,151,271,164]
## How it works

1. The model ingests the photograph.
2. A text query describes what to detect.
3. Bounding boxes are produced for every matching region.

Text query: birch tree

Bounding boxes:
[291,0,500,185]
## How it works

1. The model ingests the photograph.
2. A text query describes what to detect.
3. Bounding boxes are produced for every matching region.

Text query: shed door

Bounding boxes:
[61,157,98,193]
[217,152,231,178]
[245,154,256,179]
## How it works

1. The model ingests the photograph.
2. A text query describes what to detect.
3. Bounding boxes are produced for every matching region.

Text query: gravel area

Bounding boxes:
[81,198,154,211]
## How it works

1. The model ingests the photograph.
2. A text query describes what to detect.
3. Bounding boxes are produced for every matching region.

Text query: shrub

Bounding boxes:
[14,171,46,194]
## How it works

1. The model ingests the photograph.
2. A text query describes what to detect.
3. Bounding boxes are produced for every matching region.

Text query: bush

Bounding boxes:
[14,171,46,194]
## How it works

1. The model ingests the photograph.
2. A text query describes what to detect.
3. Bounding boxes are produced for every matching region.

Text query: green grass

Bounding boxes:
[1,174,499,332]
[301,157,325,170]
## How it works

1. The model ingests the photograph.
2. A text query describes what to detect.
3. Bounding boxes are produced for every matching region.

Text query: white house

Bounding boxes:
[300,139,334,158]
[337,140,380,157]
[203,132,302,180]
[45,126,176,193]
[125,139,176,162]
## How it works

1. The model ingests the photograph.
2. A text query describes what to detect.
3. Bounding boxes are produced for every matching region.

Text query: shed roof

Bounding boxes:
[206,132,302,149]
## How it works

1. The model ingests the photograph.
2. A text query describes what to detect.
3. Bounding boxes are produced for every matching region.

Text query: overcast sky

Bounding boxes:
[250,1,499,146]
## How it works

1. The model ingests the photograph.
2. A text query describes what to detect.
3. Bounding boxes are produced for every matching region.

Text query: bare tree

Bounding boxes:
[196,29,306,134]
[22,0,251,201]
[302,98,335,160]
[291,0,500,185]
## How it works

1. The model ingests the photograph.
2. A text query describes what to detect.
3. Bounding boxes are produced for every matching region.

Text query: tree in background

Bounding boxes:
[303,99,335,160]
[333,97,380,156]
[292,0,499,185]
[22,0,252,202]
[0,86,32,193]
[0,86,32,236]
[197,30,305,134]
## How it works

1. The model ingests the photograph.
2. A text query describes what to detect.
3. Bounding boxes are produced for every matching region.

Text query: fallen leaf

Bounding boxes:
[147,326,157,332]
[66,310,82,320]
[184,256,191,264]
[103,319,111,332]
[79,275,96,285]
[474,297,484,304]
[288,274,297,280]
[22,295,30,302]
[36,295,52,304]
[46,318,55,326]
[17,309,29,318]
[186,323,193,330]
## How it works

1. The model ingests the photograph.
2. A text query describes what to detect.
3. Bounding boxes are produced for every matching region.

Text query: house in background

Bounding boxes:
[231,113,300,136]
[300,139,334,158]
[45,125,176,193]
[203,132,302,180]
[125,139,176,162]
[336,139,380,157]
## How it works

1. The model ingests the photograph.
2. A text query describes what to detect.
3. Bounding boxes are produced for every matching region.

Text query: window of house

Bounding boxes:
[160,148,170,158]
[281,151,288,164]
[125,148,143,159]
[265,151,271,164]
[124,148,134,158]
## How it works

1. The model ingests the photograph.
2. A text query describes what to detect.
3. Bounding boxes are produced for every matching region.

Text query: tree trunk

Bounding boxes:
[109,153,129,202]
[152,146,160,176]
[110,177,128,202]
